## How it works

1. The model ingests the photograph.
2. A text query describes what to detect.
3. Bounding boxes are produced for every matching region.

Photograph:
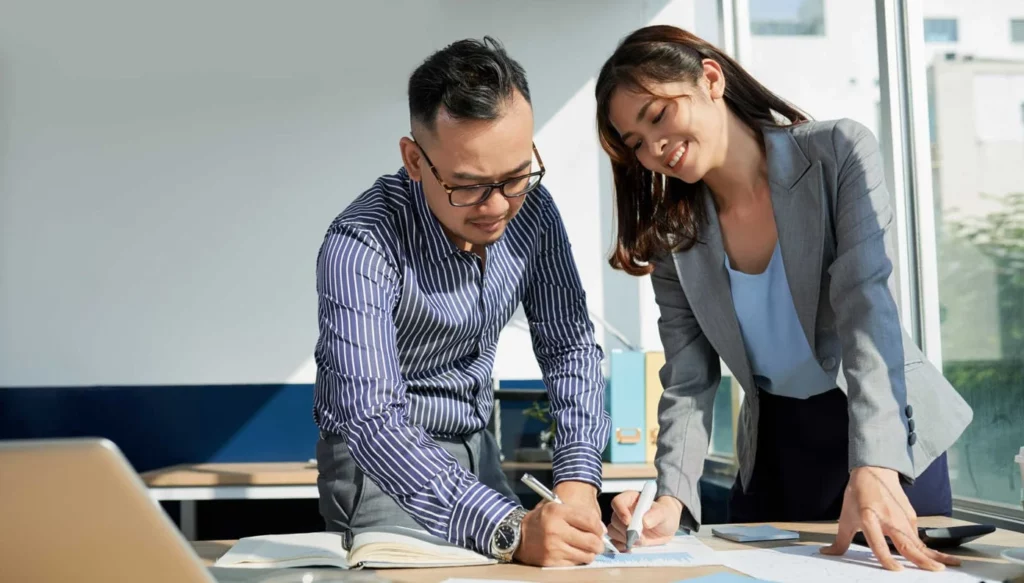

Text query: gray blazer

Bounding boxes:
[651,119,973,530]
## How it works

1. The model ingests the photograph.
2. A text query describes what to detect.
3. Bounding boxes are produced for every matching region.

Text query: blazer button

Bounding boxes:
[908,433,918,446]
[820,356,837,370]
[907,419,915,432]
[905,404,914,418]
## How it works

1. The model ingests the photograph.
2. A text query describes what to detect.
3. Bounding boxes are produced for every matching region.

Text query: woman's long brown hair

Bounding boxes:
[596,25,808,276]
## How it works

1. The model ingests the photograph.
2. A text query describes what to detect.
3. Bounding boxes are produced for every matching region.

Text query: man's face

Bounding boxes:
[401,90,536,250]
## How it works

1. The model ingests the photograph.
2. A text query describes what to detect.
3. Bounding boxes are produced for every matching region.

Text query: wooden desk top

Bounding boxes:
[142,461,657,487]
[142,462,319,487]
[195,517,1024,582]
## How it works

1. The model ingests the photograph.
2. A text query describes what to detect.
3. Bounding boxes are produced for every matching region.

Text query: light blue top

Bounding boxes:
[726,242,835,399]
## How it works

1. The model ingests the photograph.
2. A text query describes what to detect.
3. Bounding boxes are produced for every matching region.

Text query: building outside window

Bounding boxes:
[750,0,825,36]
[924,18,959,43]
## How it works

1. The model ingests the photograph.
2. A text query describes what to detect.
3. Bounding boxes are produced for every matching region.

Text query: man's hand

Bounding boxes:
[822,466,961,571]
[553,481,602,525]
[513,499,606,567]
[608,492,682,550]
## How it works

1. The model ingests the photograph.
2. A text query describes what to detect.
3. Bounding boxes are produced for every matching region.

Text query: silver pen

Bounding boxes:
[520,473,619,554]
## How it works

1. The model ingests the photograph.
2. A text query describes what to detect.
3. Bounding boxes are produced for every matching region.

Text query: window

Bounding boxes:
[746,1,882,141]
[925,47,1024,508]
[750,0,824,37]
[709,376,735,457]
[924,18,959,43]
[1012,19,1024,43]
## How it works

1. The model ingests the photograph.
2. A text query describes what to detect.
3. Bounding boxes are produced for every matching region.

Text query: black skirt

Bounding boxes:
[728,388,952,523]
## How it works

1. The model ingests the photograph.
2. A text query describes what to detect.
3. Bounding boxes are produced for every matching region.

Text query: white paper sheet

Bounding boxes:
[719,544,1000,583]
[543,534,722,569]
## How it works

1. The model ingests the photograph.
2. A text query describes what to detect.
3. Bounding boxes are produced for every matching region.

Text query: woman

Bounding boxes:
[596,25,973,572]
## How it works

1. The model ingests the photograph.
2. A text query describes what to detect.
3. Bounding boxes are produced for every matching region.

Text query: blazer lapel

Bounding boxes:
[674,185,755,392]
[764,126,824,349]
[673,127,827,392]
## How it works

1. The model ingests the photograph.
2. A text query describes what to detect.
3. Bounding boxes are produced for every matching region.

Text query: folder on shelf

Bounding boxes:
[605,350,647,464]
[644,351,666,464]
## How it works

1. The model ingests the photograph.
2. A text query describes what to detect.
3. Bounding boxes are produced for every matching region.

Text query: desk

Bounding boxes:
[144,461,657,540]
[193,517,1024,582]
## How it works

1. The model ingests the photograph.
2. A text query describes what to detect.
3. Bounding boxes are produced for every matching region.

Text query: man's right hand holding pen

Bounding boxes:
[515,497,609,566]
[514,474,610,566]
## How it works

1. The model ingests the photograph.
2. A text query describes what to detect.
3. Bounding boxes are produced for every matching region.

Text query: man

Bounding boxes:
[313,37,611,567]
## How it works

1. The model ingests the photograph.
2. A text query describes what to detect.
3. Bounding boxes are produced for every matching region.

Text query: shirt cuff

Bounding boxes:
[658,480,700,531]
[551,442,604,490]
[448,481,521,557]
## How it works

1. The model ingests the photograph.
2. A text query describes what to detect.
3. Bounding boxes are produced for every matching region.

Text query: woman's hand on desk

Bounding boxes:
[822,466,961,571]
[608,491,682,550]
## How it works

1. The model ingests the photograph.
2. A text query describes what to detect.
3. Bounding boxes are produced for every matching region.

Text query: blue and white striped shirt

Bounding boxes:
[313,168,610,555]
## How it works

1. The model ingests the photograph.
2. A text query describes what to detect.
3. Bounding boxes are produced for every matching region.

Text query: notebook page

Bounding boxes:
[214,532,348,569]
[350,526,494,567]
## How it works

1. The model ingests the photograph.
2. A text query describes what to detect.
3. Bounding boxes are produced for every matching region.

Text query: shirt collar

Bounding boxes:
[403,168,461,264]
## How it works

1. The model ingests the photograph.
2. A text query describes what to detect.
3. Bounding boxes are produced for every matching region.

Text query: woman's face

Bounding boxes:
[606,63,727,184]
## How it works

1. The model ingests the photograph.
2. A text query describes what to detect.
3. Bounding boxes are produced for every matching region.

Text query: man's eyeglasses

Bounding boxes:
[414,141,546,207]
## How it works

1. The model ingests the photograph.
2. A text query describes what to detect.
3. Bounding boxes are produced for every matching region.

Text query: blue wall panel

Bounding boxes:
[0,384,317,472]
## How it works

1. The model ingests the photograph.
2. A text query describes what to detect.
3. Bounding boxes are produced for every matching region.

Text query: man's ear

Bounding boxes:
[399,136,424,182]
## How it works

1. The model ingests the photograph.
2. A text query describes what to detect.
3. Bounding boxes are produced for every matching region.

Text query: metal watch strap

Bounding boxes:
[491,507,527,563]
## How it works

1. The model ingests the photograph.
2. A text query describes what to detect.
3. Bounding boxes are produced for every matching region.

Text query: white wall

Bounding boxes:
[1,0,719,386]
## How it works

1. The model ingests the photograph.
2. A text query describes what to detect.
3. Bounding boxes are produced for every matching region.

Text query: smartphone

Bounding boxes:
[851,524,996,550]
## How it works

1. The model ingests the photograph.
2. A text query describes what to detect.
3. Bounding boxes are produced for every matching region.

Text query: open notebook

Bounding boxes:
[214,526,497,570]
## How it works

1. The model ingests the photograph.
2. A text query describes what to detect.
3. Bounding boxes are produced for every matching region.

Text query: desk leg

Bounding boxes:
[180,500,197,540]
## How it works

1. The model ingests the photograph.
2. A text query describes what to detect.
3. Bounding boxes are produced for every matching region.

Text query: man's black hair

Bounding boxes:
[409,36,531,133]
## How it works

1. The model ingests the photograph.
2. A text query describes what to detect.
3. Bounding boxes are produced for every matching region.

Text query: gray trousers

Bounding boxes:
[316,429,520,544]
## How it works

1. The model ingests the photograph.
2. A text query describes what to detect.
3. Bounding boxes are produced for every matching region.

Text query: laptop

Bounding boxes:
[0,437,216,583]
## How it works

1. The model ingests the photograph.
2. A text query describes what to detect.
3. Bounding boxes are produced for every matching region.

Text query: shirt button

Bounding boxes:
[908,432,918,446]
[907,419,916,432]
[905,405,914,418]
[820,356,837,370]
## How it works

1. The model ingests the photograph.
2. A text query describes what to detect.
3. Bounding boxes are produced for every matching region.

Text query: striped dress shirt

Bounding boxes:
[313,168,610,555]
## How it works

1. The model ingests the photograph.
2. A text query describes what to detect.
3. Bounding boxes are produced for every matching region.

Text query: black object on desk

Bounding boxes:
[851,524,996,550]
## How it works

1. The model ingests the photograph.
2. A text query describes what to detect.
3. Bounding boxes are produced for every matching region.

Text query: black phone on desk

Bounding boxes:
[851,524,996,550]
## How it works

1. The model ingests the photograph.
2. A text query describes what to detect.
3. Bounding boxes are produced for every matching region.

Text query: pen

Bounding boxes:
[520,473,618,555]
[626,480,658,552]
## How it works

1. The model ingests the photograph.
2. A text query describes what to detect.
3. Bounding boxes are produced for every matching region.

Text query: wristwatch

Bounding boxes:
[490,507,527,563]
